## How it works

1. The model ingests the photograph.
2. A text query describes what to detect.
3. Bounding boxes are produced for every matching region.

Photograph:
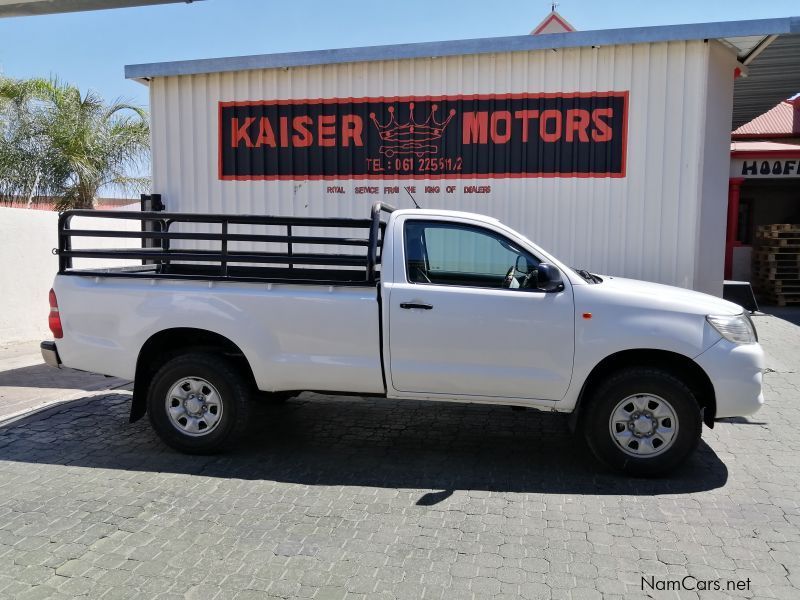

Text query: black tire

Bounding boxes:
[582,367,702,476]
[147,352,252,454]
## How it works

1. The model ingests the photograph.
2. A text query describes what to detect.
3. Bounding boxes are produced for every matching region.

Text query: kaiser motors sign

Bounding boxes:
[218,92,629,180]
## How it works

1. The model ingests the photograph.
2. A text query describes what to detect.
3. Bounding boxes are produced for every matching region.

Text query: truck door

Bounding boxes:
[387,218,574,401]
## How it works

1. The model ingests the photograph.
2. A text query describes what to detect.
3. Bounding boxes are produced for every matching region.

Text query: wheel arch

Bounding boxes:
[569,348,717,431]
[130,328,256,423]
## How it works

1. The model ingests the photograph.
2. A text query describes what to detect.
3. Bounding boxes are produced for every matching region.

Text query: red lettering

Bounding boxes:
[566,109,590,142]
[292,116,312,147]
[592,108,613,142]
[256,117,276,148]
[514,110,539,142]
[539,110,562,143]
[366,158,384,173]
[318,115,336,147]
[490,111,512,144]
[462,112,488,144]
[341,115,363,147]
[279,116,289,148]
[231,117,255,148]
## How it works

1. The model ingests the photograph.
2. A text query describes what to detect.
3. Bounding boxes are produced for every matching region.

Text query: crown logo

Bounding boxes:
[369,102,456,157]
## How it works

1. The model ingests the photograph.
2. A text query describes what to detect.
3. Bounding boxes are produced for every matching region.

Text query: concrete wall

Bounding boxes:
[0,209,60,343]
[0,207,140,344]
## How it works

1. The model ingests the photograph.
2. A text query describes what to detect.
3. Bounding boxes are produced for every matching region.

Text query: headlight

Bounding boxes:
[706,313,757,344]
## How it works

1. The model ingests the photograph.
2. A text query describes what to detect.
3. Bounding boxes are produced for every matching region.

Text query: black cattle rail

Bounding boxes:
[56,202,396,286]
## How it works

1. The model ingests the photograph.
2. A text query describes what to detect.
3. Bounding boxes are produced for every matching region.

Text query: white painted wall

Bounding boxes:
[0,207,140,344]
[0,209,59,343]
[693,41,738,296]
[148,39,738,294]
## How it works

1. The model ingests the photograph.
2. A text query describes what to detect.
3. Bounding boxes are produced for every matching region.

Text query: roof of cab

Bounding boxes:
[390,208,501,223]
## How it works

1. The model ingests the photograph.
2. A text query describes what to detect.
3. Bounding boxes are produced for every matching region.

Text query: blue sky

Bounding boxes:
[0,0,798,108]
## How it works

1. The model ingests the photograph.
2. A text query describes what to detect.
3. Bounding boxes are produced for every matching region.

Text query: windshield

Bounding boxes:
[489,221,603,284]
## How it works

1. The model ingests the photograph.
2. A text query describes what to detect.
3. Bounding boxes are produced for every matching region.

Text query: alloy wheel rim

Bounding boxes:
[165,377,223,437]
[608,393,678,458]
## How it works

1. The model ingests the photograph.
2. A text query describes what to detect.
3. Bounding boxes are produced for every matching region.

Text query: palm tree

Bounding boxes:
[0,77,150,209]
[0,77,48,205]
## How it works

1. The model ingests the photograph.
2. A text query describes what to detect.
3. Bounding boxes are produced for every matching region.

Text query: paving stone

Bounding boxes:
[0,313,798,598]
[15,585,63,600]
[314,586,347,600]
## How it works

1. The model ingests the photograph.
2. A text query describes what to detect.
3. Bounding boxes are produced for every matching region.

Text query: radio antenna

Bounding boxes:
[405,188,421,209]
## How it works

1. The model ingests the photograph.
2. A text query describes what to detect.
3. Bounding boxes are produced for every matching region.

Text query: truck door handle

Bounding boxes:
[400,302,433,310]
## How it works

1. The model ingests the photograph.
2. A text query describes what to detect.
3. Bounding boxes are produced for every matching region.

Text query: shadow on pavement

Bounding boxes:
[0,363,125,392]
[716,416,768,425]
[0,392,728,497]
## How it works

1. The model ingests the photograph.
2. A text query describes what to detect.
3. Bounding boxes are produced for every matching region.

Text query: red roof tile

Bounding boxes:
[531,11,576,35]
[732,98,800,138]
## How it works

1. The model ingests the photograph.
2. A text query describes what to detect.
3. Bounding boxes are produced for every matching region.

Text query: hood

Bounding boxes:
[594,276,743,316]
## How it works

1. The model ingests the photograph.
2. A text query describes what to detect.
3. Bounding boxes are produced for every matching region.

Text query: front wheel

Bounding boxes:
[147,352,252,454]
[583,367,702,476]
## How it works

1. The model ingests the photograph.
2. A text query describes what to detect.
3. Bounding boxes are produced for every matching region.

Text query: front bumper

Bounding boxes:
[695,339,764,419]
[41,341,62,369]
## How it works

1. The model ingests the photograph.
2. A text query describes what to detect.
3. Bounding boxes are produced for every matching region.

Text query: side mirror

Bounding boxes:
[536,263,564,292]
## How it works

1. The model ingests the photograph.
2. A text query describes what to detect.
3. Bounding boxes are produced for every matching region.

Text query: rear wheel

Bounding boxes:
[583,367,702,476]
[147,352,252,454]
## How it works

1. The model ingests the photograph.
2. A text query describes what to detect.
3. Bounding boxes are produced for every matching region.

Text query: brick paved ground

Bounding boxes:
[0,341,127,422]
[0,313,798,599]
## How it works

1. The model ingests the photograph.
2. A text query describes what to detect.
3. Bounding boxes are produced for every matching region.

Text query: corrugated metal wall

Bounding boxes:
[150,40,734,291]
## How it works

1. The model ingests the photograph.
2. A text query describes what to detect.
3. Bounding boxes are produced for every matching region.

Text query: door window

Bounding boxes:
[404,220,540,289]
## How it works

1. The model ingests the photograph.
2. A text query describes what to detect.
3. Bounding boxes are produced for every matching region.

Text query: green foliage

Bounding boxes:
[0,76,150,209]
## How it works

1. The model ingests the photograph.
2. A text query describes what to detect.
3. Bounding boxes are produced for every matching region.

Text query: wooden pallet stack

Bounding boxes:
[753,224,800,306]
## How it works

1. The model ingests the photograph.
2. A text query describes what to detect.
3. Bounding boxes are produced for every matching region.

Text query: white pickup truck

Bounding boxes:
[42,202,764,475]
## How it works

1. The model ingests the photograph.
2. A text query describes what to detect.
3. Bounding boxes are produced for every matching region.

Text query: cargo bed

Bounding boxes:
[56,202,394,286]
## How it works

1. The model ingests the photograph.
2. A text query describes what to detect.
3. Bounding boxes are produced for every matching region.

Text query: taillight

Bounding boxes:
[48,288,63,339]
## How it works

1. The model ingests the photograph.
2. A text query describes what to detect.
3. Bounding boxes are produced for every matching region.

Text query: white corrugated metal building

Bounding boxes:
[126,17,800,296]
